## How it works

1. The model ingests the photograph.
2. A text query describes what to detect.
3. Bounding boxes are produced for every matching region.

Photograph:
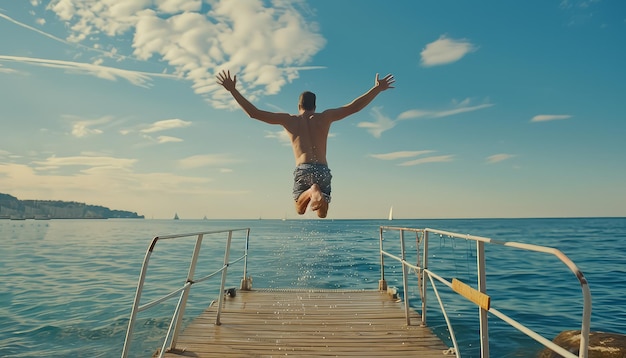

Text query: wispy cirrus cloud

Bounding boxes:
[370,150,454,166]
[35,0,326,108]
[33,155,137,171]
[0,12,71,46]
[421,35,477,67]
[0,64,20,74]
[0,55,178,87]
[118,119,191,144]
[178,154,239,169]
[370,150,433,160]
[358,99,493,138]
[486,153,515,164]
[531,114,572,122]
[67,115,114,138]
[0,161,228,214]
[0,12,131,60]
[156,136,183,144]
[357,107,396,138]
[141,118,192,133]
[398,103,494,120]
[265,129,292,146]
[399,155,454,166]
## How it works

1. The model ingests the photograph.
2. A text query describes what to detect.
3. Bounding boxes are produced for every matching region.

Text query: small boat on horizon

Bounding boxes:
[173,213,179,220]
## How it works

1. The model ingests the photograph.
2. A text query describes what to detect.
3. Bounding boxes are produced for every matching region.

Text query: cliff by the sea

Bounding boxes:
[0,193,144,219]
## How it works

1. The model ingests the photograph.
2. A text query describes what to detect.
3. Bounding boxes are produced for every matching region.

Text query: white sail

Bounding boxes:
[388,206,393,221]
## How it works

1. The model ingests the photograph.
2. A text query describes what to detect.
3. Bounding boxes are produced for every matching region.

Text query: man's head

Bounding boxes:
[299,91,316,112]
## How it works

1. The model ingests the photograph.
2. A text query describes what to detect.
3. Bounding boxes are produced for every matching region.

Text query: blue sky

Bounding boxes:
[0,0,624,219]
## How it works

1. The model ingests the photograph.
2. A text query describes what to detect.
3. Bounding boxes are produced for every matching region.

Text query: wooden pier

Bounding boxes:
[160,289,450,357]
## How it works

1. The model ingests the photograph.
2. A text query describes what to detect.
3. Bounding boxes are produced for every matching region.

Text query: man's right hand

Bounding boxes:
[375,73,395,92]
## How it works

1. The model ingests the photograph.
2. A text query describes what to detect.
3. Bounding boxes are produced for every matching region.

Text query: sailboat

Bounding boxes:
[388,206,393,221]
[173,213,179,220]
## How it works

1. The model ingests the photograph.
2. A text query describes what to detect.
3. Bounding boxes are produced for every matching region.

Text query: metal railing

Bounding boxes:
[121,228,251,358]
[378,226,591,358]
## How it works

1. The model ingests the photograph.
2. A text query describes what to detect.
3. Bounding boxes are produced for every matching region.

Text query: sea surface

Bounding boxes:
[1,217,625,357]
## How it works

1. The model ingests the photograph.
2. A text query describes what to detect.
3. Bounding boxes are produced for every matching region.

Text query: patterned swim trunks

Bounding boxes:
[292,163,332,203]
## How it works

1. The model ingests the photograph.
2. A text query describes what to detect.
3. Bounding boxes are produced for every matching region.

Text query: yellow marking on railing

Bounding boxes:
[452,278,491,310]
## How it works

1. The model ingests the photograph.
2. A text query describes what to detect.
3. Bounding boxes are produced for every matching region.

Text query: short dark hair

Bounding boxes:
[299,91,316,111]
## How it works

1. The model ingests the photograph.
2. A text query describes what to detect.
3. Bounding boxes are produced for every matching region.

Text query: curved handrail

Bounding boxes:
[378,226,591,358]
[121,228,251,358]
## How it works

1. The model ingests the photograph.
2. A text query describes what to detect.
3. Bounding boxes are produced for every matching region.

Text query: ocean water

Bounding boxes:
[0,217,625,357]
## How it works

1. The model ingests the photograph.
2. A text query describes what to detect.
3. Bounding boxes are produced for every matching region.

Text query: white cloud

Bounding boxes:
[156,136,183,143]
[399,155,455,166]
[265,129,292,145]
[141,118,192,133]
[486,153,515,164]
[178,154,238,169]
[531,114,572,122]
[358,100,493,137]
[72,125,103,138]
[370,150,453,167]
[68,115,113,138]
[0,13,126,60]
[421,35,477,67]
[155,0,202,14]
[0,64,19,74]
[0,12,68,44]
[397,109,431,120]
[0,161,235,217]
[370,151,433,160]
[43,0,326,108]
[0,55,178,87]
[33,155,137,171]
[357,107,396,138]
[432,103,493,118]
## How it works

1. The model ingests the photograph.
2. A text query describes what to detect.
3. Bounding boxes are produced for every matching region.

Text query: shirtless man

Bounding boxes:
[216,70,394,218]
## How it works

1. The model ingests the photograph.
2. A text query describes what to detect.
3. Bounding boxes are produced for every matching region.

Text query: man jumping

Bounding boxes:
[217,70,394,218]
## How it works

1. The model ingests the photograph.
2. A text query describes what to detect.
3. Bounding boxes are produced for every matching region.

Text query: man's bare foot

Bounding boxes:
[309,184,329,218]
[309,184,324,211]
[295,192,310,215]
[295,184,329,217]
[316,201,328,218]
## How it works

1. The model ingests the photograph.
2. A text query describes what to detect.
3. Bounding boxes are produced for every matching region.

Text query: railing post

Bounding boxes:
[400,229,411,325]
[240,228,252,290]
[378,227,387,290]
[421,230,429,327]
[477,240,490,357]
[215,230,233,325]
[121,237,158,358]
[169,234,204,350]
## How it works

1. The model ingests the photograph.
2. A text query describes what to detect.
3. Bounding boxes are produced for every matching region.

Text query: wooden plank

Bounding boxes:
[160,289,450,357]
[452,278,490,310]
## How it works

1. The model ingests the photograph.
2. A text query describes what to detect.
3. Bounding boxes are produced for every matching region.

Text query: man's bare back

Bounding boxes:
[283,111,332,166]
[217,70,394,217]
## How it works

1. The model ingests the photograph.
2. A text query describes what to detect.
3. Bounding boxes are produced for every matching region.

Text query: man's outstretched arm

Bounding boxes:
[323,73,395,122]
[216,70,290,125]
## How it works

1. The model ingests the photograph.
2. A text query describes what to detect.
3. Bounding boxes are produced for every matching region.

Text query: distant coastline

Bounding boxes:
[0,193,144,220]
